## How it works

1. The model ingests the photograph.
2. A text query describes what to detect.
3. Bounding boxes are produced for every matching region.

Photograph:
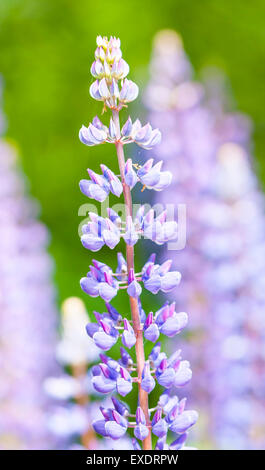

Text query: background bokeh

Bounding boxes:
[0,0,265,306]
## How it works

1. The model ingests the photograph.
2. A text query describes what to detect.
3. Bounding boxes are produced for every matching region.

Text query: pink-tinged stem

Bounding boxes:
[112,110,152,450]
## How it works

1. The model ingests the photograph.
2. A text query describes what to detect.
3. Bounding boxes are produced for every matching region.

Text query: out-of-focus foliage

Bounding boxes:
[0,0,264,305]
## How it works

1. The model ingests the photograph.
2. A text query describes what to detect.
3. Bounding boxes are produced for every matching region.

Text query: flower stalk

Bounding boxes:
[112,108,151,449]
[78,35,197,450]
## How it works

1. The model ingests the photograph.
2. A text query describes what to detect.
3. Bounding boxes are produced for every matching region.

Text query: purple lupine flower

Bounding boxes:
[119,79,139,103]
[173,360,193,387]
[145,29,265,449]
[151,393,198,449]
[92,364,118,394]
[137,159,172,190]
[79,163,123,202]
[125,206,178,245]
[86,317,119,351]
[91,353,133,397]
[152,409,168,437]
[124,158,173,193]
[105,302,121,322]
[168,409,199,434]
[79,122,108,146]
[142,255,181,294]
[107,207,122,224]
[149,342,166,368]
[127,268,142,298]
[124,158,138,189]
[121,117,133,138]
[119,347,133,367]
[141,361,156,393]
[93,408,128,440]
[155,303,188,338]
[101,164,123,197]
[143,303,188,343]
[96,204,178,247]
[78,35,197,451]
[119,118,161,149]
[111,396,129,416]
[0,116,58,448]
[93,418,109,437]
[116,367,133,397]
[124,216,138,246]
[80,259,119,302]
[81,212,120,251]
[144,312,160,343]
[122,318,136,349]
[156,358,176,389]
[133,123,162,150]
[105,410,128,440]
[134,407,150,441]
[153,350,192,390]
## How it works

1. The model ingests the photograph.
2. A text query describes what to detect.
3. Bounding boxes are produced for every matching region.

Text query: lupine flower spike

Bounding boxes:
[78,35,197,450]
[145,30,265,449]
[0,87,58,450]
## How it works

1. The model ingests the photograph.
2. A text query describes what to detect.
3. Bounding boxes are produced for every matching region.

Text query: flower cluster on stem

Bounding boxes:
[145,30,265,449]
[0,129,58,450]
[78,36,198,450]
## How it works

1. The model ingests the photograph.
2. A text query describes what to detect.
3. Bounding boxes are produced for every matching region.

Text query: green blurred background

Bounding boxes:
[0,0,264,307]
